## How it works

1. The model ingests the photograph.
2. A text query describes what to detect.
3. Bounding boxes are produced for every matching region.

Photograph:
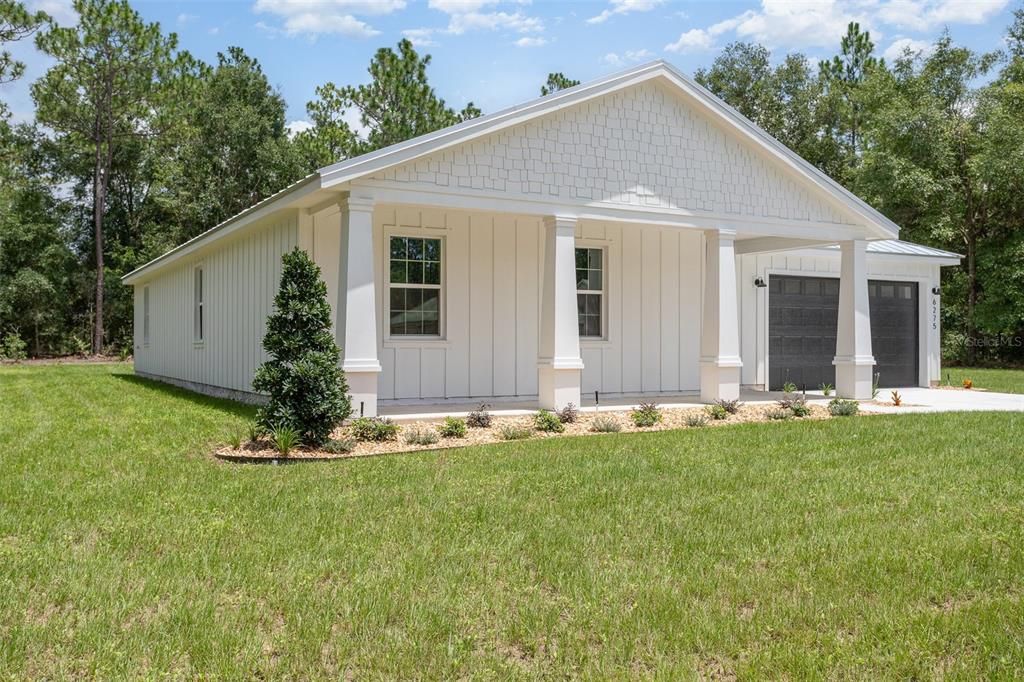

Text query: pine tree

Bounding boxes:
[253,248,350,445]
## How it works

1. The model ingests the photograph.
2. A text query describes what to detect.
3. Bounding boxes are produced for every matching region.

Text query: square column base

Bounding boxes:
[834,357,875,400]
[345,370,380,418]
[538,366,581,411]
[700,362,741,403]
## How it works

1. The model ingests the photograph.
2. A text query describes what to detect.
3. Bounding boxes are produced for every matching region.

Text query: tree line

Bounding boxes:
[0,0,1021,366]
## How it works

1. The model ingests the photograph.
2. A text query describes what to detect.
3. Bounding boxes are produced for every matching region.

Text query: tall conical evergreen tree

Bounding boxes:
[253,247,350,445]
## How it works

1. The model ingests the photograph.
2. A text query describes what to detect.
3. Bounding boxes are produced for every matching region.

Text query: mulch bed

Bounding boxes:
[214,403,835,464]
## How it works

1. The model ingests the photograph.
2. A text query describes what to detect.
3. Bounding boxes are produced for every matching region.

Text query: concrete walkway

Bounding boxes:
[857,387,1024,414]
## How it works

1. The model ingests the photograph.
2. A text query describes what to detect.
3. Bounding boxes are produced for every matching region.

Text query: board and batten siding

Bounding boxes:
[738,251,942,388]
[132,213,299,394]
[368,205,707,402]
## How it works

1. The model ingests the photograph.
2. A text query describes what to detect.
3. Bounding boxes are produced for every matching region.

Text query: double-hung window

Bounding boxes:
[389,236,442,336]
[576,247,604,338]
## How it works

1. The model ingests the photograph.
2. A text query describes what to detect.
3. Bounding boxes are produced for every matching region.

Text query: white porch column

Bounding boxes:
[538,215,583,410]
[337,193,382,417]
[700,229,743,402]
[833,239,876,399]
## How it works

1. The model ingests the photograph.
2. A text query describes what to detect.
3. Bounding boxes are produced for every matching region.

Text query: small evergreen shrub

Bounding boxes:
[557,402,579,424]
[227,432,242,450]
[534,409,565,433]
[498,423,532,440]
[630,402,662,428]
[403,426,440,446]
[271,425,301,456]
[350,416,399,442]
[253,248,351,446]
[0,332,27,361]
[705,404,729,420]
[590,415,621,433]
[819,383,833,396]
[714,398,742,415]
[767,408,792,420]
[438,417,467,438]
[685,413,708,428]
[322,437,355,454]
[782,381,798,394]
[467,403,492,428]
[828,398,859,416]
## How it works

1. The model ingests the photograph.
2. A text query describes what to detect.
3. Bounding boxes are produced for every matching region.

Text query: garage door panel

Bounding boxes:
[768,276,918,391]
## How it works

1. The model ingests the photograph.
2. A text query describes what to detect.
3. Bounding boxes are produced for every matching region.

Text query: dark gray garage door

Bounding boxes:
[768,276,918,390]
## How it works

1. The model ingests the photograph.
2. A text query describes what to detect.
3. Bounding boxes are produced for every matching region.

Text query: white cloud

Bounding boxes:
[402,28,438,46]
[587,0,664,24]
[665,0,1010,57]
[878,0,1009,31]
[602,48,655,66]
[883,36,935,60]
[177,13,198,26]
[514,36,547,47]
[665,28,716,53]
[418,0,545,37]
[445,10,543,34]
[208,26,221,35]
[286,120,314,137]
[28,0,76,25]
[253,0,406,38]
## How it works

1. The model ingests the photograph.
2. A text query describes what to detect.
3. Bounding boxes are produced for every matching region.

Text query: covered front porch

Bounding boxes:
[321,193,878,418]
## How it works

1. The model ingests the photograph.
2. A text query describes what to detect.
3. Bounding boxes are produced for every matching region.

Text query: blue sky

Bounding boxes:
[2,0,1018,133]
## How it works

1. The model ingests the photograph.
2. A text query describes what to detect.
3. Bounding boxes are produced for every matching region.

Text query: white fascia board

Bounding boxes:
[121,173,323,285]
[786,246,962,267]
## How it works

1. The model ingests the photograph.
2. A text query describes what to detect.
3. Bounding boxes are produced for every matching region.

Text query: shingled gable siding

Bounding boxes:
[371,81,855,226]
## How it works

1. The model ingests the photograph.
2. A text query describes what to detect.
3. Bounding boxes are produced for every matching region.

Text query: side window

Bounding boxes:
[194,266,204,342]
[576,247,604,338]
[388,236,442,336]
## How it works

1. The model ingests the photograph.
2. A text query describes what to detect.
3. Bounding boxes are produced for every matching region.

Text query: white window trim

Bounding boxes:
[193,263,205,346]
[384,230,446,341]
[143,286,150,347]
[576,244,607,341]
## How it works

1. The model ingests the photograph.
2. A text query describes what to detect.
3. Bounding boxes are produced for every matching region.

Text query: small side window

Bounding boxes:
[194,267,204,343]
[143,286,150,346]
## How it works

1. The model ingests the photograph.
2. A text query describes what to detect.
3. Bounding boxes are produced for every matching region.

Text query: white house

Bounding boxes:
[122,61,960,416]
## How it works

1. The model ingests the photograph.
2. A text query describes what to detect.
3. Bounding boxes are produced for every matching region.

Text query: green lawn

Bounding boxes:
[1,364,1022,679]
[942,366,1024,394]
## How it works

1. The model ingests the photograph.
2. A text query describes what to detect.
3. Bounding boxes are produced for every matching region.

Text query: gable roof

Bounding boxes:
[124,60,900,285]
[319,60,900,238]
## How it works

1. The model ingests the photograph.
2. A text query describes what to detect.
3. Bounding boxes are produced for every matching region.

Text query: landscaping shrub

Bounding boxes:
[790,398,812,417]
[705,404,729,420]
[467,403,492,428]
[630,402,662,428]
[438,417,467,438]
[0,332,27,361]
[767,408,792,420]
[271,425,301,456]
[252,248,350,446]
[819,382,833,396]
[782,381,798,394]
[498,423,532,440]
[227,432,242,450]
[891,390,903,406]
[557,402,579,424]
[590,415,621,433]
[403,426,439,446]
[685,413,708,428]
[534,409,565,433]
[350,416,399,442]
[714,398,742,414]
[828,398,859,416]
[247,421,264,443]
[322,437,355,454]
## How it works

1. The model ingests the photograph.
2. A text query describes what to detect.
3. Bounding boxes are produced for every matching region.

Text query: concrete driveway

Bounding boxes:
[858,387,1024,414]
